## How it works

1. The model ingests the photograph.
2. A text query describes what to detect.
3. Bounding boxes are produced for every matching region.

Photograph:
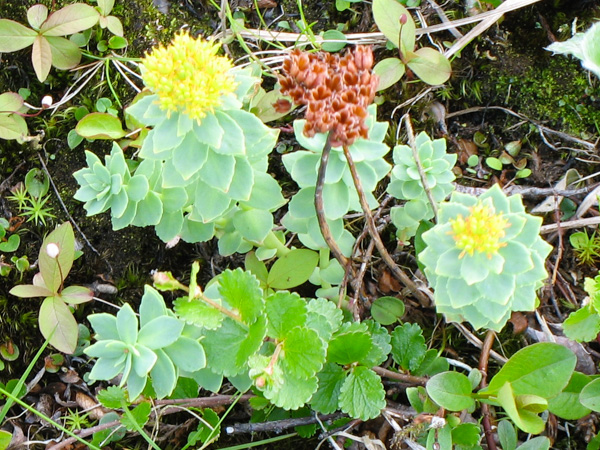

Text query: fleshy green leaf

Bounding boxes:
[150,349,177,398]
[137,316,184,349]
[339,366,385,420]
[371,296,405,325]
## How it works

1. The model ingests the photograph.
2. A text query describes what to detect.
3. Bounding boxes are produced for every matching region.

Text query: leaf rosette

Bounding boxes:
[418,184,552,331]
[387,132,456,241]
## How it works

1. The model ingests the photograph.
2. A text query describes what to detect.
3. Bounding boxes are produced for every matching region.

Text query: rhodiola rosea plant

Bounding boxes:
[73,32,286,257]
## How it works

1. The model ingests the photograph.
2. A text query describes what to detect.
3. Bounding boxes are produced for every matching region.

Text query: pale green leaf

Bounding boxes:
[39,296,78,354]
[47,35,81,69]
[372,0,412,49]
[0,19,37,52]
[426,371,475,411]
[32,34,52,82]
[263,372,318,410]
[371,296,405,325]
[548,371,591,420]
[232,209,273,243]
[76,112,126,139]
[120,402,150,431]
[40,4,99,36]
[164,336,206,372]
[0,92,24,112]
[137,316,184,349]
[0,114,27,140]
[39,222,75,294]
[373,58,405,91]
[328,326,371,365]
[150,349,177,398]
[339,366,385,420]
[496,382,545,434]
[406,47,451,85]
[579,378,600,413]
[562,305,600,342]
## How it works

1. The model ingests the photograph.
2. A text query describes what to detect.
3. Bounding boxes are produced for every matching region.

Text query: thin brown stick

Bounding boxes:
[315,134,350,268]
[478,330,498,450]
[342,145,429,305]
[372,366,428,386]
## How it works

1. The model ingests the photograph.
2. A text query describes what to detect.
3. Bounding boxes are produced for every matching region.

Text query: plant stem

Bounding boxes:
[478,329,498,450]
[342,145,429,305]
[315,134,350,269]
[372,366,428,385]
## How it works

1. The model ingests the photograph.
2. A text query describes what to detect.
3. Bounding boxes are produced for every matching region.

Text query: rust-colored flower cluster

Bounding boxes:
[279,46,379,147]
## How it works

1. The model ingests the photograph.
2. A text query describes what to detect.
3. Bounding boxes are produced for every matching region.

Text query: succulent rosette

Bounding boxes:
[418,184,553,331]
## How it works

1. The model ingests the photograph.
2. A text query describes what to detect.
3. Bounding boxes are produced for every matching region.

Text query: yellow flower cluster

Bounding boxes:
[449,203,510,258]
[140,32,237,122]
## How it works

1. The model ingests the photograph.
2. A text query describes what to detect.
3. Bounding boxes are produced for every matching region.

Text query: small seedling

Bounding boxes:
[569,231,600,265]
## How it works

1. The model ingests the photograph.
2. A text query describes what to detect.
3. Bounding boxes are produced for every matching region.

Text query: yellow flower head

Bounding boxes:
[140,32,237,122]
[449,202,510,258]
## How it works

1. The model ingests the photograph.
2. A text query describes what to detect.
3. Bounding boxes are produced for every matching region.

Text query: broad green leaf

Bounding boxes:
[328,327,371,365]
[39,222,75,294]
[214,111,245,155]
[321,29,347,52]
[47,35,81,69]
[32,34,52,82]
[9,284,52,298]
[579,378,600,412]
[0,114,27,140]
[139,285,167,327]
[451,423,481,447]
[496,382,545,435]
[426,371,475,411]
[267,249,319,289]
[60,285,94,305]
[202,316,267,377]
[218,268,264,324]
[371,296,405,325]
[27,5,48,29]
[406,47,451,85]
[0,19,37,52]
[311,363,346,414]
[373,58,405,91]
[372,0,412,49]
[173,297,223,330]
[281,327,326,378]
[193,113,223,148]
[265,291,307,339]
[132,191,162,226]
[0,233,20,252]
[137,316,184,349]
[516,437,551,450]
[245,252,268,284]
[76,112,126,139]
[39,296,78,354]
[0,92,23,112]
[339,366,385,420]
[172,134,209,180]
[131,344,157,377]
[390,322,427,372]
[0,430,12,449]
[562,305,600,342]
[497,420,517,450]
[40,4,99,36]
[120,402,150,431]
[106,17,124,37]
[97,0,116,16]
[485,343,576,398]
[197,151,236,193]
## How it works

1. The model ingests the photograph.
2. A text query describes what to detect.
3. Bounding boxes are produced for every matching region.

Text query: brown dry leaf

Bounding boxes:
[378,269,401,294]
[76,391,106,420]
[456,139,478,165]
[508,312,528,334]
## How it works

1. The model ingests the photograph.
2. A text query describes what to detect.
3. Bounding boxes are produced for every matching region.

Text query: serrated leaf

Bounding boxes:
[339,366,385,420]
[265,291,307,339]
[97,385,127,408]
[174,297,224,330]
[311,362,346,414]
[263,372,318,410]
[218,268,264,324]
[267,249,319,289]
[563,305,600,342]
[306,297,343,341]
[120,402,151,431]
[426,371,475,411]
[281,327,326,378]
[485,343,576,399]
[328,328,372,365]
[202,316,267,377]
[361,320,392,367]
[390,323,427,372]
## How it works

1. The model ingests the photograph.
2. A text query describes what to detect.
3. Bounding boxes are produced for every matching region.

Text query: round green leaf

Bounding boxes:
[579,378,600,412]
[406,47,451,85]
[371,296,405,325]
[373,58,405,91]
[321,30,347,52]
[267,249,319,289]
[76,112,126,139]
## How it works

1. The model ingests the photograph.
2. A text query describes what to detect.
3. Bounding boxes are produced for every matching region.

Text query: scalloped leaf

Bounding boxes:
[218,268,264,324]
[339,366,385,420]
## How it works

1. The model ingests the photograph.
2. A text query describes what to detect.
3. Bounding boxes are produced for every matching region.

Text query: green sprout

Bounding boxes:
[569,231,600,266]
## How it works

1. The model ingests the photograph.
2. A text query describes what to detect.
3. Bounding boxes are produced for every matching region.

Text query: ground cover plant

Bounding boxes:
[2,0,600,448]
